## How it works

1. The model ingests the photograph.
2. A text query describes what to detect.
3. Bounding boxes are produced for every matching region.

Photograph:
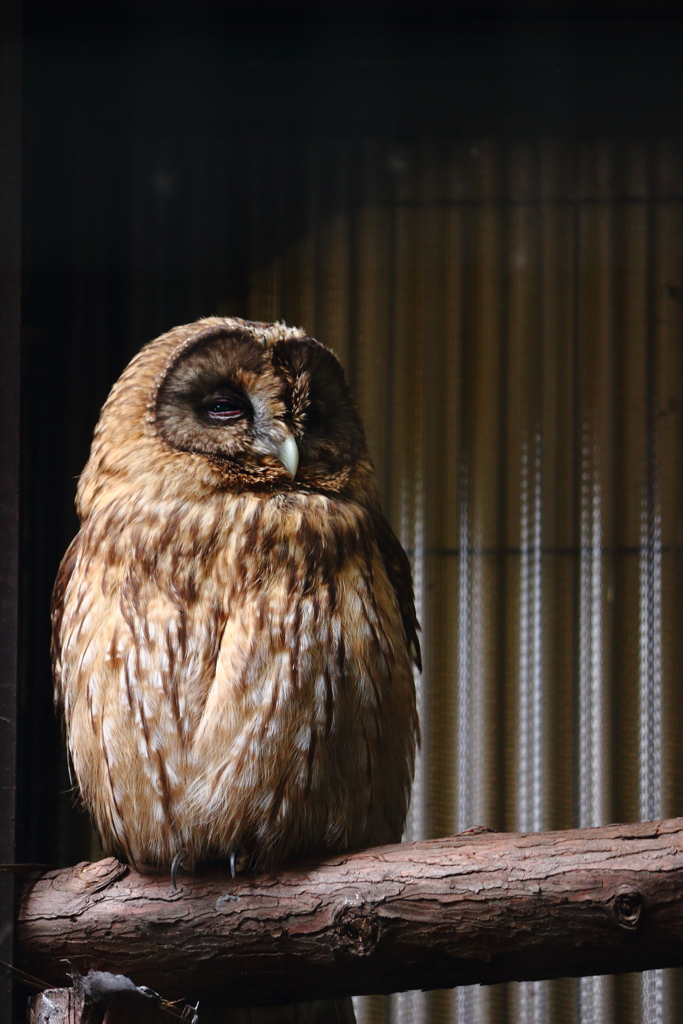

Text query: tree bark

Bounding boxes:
[17,819,683,1017]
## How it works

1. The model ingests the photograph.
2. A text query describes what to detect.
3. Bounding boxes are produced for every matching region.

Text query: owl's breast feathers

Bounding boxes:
[53,489,418,869]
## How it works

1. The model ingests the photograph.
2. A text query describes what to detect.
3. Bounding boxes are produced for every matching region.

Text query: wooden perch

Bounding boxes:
[16,818,683,1017]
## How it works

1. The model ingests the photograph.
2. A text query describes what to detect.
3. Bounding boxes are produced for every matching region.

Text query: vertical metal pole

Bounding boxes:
[0,0,21,1018]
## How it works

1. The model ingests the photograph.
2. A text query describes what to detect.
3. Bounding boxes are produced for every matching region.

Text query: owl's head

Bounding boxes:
[79,318,375,514]
[154,319,367,491]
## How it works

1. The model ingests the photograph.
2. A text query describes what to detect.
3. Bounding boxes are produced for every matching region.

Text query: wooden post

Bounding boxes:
[28,986,168,1024]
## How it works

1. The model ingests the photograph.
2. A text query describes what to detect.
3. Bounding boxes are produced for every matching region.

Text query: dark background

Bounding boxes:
[6,2,683,1022]
[17,0,683,903]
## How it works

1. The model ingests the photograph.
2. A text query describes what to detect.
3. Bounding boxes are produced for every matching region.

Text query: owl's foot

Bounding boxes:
[228,849,250,877]
[171,848,188,889]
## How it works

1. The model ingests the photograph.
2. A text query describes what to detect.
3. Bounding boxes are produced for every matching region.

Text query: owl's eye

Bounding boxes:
[203,398,248,423]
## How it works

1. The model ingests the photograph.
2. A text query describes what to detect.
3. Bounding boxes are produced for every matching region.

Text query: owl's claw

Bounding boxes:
[171,849,187,889]
[230,851,237,879]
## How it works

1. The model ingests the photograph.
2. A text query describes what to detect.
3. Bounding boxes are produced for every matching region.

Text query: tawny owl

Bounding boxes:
[52,317,420,1020]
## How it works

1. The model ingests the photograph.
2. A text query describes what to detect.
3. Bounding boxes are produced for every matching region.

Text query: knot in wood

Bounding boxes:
[335,902,380,957]
[612,889,643,931]
[74,858,128,896]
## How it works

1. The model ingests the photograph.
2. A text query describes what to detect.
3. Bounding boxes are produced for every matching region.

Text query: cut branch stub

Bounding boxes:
[612,888,643,930]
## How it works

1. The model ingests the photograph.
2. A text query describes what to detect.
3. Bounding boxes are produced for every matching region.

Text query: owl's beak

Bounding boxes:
[275,434,299,479]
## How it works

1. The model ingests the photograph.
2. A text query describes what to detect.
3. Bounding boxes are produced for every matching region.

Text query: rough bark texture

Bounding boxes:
[17,820,683,1018]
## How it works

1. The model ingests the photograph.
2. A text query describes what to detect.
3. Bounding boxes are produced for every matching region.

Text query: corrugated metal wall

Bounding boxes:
[20,125,683,1022]
[246,137,683,1024]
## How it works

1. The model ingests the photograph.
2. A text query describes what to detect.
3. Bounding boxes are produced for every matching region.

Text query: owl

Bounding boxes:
[52,317,420,1019]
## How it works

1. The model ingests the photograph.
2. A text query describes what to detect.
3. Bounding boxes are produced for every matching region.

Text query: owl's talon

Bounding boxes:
[171,849,187,889]
[230,851,237,879]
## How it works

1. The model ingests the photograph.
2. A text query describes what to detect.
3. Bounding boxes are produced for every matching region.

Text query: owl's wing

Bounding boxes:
[371,511,422,671]
[50,533,80,704]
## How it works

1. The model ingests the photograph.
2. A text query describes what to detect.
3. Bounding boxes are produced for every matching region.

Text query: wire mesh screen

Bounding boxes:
[245,137,683,1024]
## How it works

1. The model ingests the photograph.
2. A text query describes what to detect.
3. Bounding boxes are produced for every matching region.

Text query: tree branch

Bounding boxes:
[17,819,683,1014]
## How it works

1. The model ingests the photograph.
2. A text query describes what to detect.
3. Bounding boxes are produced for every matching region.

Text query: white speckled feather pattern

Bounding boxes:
[53,318,419,877]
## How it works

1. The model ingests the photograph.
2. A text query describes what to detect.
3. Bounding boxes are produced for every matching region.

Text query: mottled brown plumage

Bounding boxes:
[52,318,419,886]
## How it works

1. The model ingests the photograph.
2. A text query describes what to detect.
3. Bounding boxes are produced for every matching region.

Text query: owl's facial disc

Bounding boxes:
[155,327,364,492]
[271,338,366,483]
[155,330,303,484]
